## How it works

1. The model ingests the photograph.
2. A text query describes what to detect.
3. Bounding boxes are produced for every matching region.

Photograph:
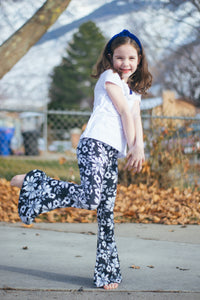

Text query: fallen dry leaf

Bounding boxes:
[22,246,28,250]
[130,265,140,269]
[59,157,67,165]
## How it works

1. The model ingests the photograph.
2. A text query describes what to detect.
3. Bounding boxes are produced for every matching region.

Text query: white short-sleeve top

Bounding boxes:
[81,69,141,158]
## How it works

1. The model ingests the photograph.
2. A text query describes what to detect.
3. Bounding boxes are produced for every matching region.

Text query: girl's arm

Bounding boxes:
[106,82,144,172]
[105,82,136,149]
[125,100,145,172]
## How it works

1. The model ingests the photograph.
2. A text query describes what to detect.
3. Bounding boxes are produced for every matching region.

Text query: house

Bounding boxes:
[152,90,198,128]
[141,90,200,155]
[141,90,199,128]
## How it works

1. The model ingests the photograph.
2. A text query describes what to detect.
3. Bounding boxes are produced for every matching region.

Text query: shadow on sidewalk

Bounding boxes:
[0,264,94,288]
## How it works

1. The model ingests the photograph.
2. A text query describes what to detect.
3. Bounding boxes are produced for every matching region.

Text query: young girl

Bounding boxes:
[11,29,152,290]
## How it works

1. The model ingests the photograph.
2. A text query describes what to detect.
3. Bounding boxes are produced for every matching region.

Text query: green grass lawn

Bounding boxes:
[1,155,199,189]
[0,157,80,183]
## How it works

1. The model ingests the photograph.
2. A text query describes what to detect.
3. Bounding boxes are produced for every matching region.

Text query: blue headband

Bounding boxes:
[106,29,142,54]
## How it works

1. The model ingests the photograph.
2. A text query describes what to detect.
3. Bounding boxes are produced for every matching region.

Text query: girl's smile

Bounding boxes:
[121,69,131,73]
[112,44,140,82]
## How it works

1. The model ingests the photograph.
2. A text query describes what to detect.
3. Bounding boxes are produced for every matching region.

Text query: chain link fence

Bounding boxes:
[0,109,199,185]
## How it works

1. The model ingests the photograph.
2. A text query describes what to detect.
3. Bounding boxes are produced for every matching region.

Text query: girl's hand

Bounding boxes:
[125,144,145,173]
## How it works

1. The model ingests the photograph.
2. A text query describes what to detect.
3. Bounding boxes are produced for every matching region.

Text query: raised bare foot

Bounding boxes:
[10,174,26,188]
[103,283,119,290]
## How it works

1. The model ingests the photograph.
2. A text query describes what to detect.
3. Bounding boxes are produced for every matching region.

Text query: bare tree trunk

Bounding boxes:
[0,0,71,79]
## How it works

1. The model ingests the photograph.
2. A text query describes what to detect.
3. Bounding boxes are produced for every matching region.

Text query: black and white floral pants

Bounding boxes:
[18,138,122,287]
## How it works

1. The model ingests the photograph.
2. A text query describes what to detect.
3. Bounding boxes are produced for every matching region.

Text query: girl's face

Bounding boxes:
[112,43,140,82]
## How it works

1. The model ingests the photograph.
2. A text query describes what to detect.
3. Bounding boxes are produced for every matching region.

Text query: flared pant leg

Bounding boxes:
[94,151,122,287]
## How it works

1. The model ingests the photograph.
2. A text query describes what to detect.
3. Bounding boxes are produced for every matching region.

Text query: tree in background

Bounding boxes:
[0,0,71,79]
[48,21,106,110]
[161,0,200,106]
[130,0,200,106]
[164,42,200,106]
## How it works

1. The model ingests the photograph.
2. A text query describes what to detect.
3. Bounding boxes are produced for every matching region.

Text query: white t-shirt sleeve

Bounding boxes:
[103,69,123,89]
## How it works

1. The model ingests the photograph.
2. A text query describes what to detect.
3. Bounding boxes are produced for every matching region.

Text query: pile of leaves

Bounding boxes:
[0,178,199,225]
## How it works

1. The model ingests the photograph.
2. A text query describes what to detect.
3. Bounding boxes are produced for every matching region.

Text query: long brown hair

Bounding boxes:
[92,36,152,95]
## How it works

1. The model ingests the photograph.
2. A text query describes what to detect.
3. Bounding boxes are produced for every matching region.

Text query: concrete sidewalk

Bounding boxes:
[0,222,200,299]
